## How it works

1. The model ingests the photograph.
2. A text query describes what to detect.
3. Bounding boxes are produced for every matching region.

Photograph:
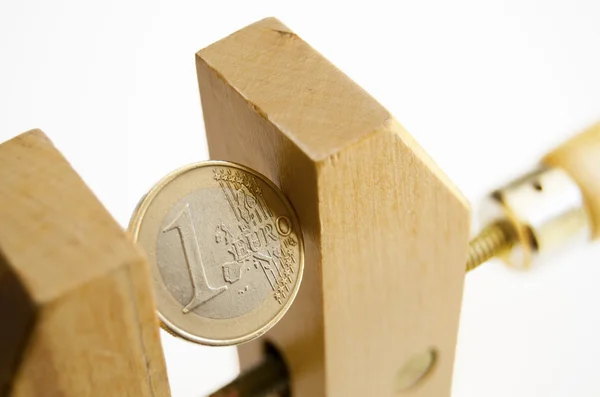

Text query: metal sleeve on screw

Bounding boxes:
[477,166,591,269]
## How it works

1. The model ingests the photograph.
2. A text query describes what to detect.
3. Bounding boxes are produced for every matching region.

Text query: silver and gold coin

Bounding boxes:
[129,161,304,346]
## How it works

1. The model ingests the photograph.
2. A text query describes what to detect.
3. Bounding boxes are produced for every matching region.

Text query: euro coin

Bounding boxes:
[129,161,304,346]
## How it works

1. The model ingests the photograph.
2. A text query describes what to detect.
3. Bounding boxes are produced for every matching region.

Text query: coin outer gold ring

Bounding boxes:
[129,160,305,346]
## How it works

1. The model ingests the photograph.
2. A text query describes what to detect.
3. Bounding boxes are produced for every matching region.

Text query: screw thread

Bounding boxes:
[466,220,516,272]
[208,353,289,397]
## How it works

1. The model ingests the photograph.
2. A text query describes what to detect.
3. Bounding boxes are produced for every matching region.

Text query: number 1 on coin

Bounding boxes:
[163,203,227,313]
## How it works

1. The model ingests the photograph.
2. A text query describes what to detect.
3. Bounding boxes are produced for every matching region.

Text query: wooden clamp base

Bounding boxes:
[0,130,170,397]
[197,18,470,397]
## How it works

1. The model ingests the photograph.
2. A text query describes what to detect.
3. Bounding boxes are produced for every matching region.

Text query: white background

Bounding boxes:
[2,1,600,396]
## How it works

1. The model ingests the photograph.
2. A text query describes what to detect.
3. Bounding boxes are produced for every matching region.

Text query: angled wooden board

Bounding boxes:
[0,130,170,397]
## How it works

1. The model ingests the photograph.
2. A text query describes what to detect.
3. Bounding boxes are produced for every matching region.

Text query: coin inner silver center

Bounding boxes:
[156,185,298,320]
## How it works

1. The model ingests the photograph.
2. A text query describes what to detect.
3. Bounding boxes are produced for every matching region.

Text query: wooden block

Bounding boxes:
[0,130,170,397]
[197,18,470,397]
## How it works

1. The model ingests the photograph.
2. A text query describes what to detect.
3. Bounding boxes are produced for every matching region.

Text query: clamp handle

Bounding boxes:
[543,123,600,239]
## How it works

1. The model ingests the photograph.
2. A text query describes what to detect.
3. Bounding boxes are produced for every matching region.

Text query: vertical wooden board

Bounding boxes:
[318,120,469,396]
[0,130,170,397]
[197,17,470,397]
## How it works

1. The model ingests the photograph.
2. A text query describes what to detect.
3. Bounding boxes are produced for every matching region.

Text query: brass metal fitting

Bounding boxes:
[477,166,591,269]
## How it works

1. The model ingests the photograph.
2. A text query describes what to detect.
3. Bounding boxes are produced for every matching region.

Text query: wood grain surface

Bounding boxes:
[197,17,470,397]
[543,122,600,239]
[0,130,170,397]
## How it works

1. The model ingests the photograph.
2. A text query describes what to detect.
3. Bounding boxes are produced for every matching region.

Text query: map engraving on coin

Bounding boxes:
[130,161,304,346]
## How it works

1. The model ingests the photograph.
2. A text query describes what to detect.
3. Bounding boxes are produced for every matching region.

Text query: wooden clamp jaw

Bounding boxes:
[0,131,170,397]
[197,18,470,397]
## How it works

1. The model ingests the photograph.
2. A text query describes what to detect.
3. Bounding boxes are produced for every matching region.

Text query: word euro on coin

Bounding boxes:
[129,161,304,346]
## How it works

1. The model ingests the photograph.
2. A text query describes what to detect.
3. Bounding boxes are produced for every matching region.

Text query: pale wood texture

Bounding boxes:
[197,18,470,397]
[0,130,170,397]
[543,122,600,239]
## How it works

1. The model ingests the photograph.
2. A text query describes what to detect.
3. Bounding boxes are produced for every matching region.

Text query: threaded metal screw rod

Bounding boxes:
[208,352,289,397]
[466,220,517,272]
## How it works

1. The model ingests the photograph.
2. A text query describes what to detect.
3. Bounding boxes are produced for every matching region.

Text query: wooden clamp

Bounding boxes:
[2,16,599,397]
[0,130,170,397]
[197,17,470,397]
